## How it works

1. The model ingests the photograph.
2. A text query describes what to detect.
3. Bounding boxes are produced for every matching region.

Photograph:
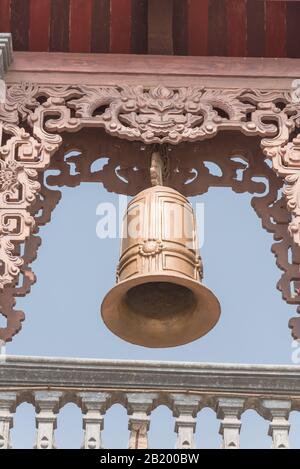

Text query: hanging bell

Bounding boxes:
[100,153,221,348]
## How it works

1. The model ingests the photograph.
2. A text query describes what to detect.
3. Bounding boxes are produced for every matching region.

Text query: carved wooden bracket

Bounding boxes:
[1,83,300,341]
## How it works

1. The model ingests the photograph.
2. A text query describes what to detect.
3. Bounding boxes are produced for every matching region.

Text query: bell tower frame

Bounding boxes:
[2,42,300,342]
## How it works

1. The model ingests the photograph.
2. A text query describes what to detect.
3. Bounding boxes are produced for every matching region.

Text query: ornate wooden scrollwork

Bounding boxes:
[1,84,300,341]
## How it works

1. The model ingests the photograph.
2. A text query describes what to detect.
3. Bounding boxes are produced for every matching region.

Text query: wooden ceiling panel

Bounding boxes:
[0,0,299,57]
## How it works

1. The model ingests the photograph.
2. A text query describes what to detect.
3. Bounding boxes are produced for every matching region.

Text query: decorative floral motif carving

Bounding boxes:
[139,240,164,257]
[0,82,300,341]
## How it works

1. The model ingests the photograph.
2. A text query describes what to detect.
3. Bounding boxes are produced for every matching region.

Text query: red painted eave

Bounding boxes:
[0,0,300,58]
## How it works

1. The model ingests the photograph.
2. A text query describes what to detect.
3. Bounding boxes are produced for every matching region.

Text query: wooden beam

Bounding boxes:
[187,0,209,56]
[29,0,51,52]
[11,0,29,51]
[6,52,300,90]
[69,0,93,53]
[266,0,286,57]
[0,0,11,32]
[91,0,110,53]
[246,0,265,57]
[226,0,247,57]
[50,0,70,52]
[110,0,132,53]
[148,0,173,54]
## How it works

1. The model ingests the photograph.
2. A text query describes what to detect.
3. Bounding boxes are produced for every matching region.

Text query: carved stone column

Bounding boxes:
[217,397,245,449]
[126,393,156,449]
[262,399,291,449]
[0,392,16,449]
[79,392,110,449]
[171,394,200,449]
[34,391,62,449]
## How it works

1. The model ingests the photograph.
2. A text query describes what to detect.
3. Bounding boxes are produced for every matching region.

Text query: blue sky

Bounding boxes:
[4,179,300,448]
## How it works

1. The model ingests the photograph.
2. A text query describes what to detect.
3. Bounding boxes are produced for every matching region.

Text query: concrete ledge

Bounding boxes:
[1,355,300,397]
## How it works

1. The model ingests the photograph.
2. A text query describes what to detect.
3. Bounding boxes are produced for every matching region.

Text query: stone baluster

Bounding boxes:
[0,392,17,449]
[34,391,62,449]
[79,392,110,449]
[171,394,200,449]
[217,398,245,449]
[126,393,156,449]
[261,399,291,449]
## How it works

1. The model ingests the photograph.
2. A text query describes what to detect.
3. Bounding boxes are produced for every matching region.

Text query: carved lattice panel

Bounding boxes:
[1,84,300,341]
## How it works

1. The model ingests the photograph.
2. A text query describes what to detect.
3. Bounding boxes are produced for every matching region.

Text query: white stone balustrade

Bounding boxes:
[261,399,291,449]
[172,394,200,449]
[127,393,157,449]
[0,392,16,449]
[79,392,110,449]
[217,398,245,449]
[0,356,300,449]
[34,391,62,449]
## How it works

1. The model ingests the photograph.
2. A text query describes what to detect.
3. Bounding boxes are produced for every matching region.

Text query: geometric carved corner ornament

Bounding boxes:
[1,83,300,341]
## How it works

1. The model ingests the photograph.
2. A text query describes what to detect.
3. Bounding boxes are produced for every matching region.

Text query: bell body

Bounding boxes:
[101,185,220,347]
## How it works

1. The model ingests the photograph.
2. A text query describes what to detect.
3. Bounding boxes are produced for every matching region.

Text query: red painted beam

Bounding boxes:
[246,0,265,57]
[286,0,300,58]
[0,0,11,32]
[50,0,70,52]
[91,0,110,53]
[208,0,227,56]
[110,0,132,53]
[266,0,286,57]
[226,0,246,57]
[131,0,147,54]
[11,0,29,50]
[173,0,187,55]
[148,0,173,54]
[187,0,209,56]
[29,0,51,52]
[69,0,93,53]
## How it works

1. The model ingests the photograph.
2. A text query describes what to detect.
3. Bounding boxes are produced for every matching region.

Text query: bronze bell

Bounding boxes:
[101,152,221,347]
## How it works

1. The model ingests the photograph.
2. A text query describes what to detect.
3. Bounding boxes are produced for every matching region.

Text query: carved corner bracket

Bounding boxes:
[1,83,300,342]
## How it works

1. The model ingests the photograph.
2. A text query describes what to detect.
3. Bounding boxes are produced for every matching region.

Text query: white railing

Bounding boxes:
[0,356,300,449]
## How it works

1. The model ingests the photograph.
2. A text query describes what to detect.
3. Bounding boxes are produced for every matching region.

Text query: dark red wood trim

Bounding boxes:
[208,0,227,56]
[187,0,209,56]
[0,0,11,32]
[69,0,92,53]
[29,0,51,52]
[91,0,110,53]
[131,0,148,54]
[173,0,188,56]
[266,0,286,57]
[2,0,299,60]
[286,0,300,58]
[11,0,29,51]
[148,0,173,55]
[110,0,132,53]
[247,0,265,57]
[226,0,246,57]
[50,0,70,52]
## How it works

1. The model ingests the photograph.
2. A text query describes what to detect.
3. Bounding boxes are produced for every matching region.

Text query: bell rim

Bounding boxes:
[100,273,221,348]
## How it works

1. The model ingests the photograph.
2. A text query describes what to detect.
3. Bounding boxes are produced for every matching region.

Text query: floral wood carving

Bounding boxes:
[1,84,300,341]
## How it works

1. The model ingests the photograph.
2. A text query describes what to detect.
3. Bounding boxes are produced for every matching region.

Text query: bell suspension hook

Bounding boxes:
[150,145,169,187]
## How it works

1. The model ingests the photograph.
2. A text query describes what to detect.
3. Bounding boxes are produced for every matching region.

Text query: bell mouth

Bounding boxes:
[101,274,221,348]
[125,282,196,320]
